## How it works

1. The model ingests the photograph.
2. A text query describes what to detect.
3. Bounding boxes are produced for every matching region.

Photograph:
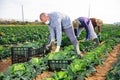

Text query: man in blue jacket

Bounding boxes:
[72,17,99,45]
[39,12,83,57]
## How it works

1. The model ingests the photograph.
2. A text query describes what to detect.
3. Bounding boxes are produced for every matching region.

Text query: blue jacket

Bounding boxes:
[48,12,72,46]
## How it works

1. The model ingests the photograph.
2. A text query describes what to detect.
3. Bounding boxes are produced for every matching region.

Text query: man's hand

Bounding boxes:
[55,46,60,52]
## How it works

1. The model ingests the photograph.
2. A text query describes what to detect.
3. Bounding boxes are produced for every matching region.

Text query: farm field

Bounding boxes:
[0,24,120,80]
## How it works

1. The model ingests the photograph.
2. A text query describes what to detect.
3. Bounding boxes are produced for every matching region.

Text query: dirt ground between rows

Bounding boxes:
[85,44,120,80]
[0,44,120,80]
[34,44,120,80]
[0,58,11,73]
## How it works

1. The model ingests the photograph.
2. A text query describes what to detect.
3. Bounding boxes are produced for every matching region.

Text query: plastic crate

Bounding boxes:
[11,46,45,64]
[11,47,30,64]
[29,47,45,57]
[48,60,72,71]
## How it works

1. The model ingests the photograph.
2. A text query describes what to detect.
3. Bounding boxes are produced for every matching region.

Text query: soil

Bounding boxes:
[0,44,120,80]
[33,44,120,80]
[0,58,11,73]
[85,44,120,80]
[33,71,54,80]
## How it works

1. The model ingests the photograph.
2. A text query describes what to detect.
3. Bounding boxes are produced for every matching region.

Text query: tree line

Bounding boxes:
[0,19,42,25]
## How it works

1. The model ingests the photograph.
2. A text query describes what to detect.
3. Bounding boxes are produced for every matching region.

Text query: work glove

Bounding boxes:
[55,46,60,52]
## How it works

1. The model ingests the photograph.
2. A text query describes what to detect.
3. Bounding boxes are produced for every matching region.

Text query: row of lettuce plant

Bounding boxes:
[0,25,120,79]
[0,40,46,60]
[44,37,120,80]
[0,25,49,60]
[0,25,49,45]
[0,29,98,60]
[43,24,120,80]
[106,53,120,80]
[0,45,78,80]
[0,57,47,80]
[0,24,119,60]
[0,36,119,80]
[0,38,97,80]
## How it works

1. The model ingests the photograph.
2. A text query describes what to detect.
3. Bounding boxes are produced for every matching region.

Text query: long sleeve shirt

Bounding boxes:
[96,19,101,33]
[77,17,91,40]
[47,12,72,46]
[90,18,101,33]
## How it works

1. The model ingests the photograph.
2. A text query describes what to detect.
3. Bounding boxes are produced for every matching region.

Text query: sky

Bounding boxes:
[0,0,120,24]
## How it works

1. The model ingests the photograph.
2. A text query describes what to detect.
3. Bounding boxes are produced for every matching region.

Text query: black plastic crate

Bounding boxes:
[48,60,72,71]
[11,47,31,64]
[28,47,45,57]
[11,46,45,64]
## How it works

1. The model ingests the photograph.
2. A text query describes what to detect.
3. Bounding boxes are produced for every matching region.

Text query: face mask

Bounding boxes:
[45,20,50,25]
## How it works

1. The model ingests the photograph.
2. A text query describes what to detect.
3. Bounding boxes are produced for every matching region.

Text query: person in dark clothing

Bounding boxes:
[72,17,99,45]
[90,18,103,41]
